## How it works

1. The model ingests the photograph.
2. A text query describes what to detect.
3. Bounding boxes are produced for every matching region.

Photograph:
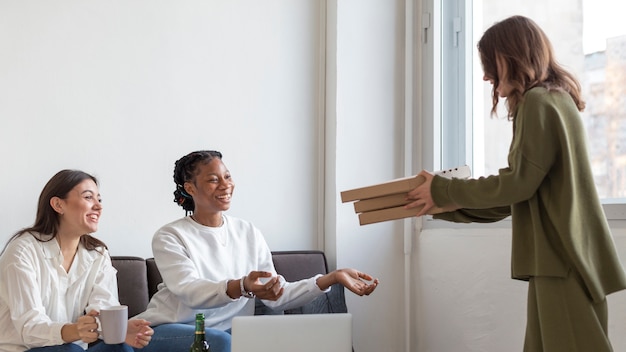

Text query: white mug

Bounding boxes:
[98,305,128,344]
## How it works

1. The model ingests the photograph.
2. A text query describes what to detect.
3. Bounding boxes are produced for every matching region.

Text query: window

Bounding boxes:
[422,0,626,219]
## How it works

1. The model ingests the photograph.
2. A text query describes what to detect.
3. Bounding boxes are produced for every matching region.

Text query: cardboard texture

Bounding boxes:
[358,205,423,225]
[353,193,411,213]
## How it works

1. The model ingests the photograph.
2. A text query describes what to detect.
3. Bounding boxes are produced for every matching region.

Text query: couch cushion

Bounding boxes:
[110,256,150,318]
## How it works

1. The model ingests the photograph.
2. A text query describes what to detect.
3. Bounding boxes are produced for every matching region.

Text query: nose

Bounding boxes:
[219,178,233,188]
[483,74,490,82]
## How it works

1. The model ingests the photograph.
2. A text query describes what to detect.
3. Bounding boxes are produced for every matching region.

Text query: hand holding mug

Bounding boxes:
[76,311,100,343]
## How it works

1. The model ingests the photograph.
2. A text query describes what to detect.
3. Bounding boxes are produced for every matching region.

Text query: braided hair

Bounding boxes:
[173,150,223,214]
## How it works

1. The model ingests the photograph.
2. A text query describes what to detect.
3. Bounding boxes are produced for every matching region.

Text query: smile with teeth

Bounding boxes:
[216,194,231,201]
[88,214,99,221]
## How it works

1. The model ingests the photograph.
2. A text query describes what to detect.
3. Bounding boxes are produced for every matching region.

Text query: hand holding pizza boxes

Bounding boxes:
[341,165,471,225]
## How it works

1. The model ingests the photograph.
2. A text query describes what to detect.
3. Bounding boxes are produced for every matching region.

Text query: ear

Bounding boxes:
[183,182,195,197]
[50,197,64,214]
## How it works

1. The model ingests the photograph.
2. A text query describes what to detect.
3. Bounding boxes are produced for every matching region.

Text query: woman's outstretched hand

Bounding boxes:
[406,170,458,216]
[317,269,379,296]
[405,170,436,216]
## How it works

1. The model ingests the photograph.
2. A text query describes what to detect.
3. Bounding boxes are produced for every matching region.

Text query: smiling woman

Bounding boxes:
[130,150,379,352]
[0,169,153,352]
[4,170,106,257]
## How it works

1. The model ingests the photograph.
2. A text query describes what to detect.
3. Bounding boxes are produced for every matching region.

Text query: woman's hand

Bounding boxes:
[125,319,153,349]
[246,271,284,301]
[317,269,379,296]
[405,170,437,216]
[61,310,99,343]
[406,170,460,216]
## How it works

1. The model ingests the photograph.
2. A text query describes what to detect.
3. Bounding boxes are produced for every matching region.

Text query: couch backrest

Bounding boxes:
[271,250,328,281]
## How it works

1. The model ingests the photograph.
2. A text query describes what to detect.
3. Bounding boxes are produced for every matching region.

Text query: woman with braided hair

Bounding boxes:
[133,150,378,352]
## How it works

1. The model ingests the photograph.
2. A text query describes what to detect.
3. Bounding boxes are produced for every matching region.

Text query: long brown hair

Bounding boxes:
[478,15,585,119]
[3,169,108,253]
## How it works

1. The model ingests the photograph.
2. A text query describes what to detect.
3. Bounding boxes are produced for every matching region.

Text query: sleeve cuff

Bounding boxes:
[312,274,331,293]
[431,175,453,207]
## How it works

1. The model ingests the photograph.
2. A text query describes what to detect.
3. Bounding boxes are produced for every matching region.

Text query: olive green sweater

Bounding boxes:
[432,87,626,303]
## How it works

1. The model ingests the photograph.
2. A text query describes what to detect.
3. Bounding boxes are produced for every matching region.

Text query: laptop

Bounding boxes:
[231,313,353,352]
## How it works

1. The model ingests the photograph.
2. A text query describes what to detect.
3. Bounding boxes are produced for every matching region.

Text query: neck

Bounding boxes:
[55,233,81,272]
[191,212,224,227]
[56,234,80,254]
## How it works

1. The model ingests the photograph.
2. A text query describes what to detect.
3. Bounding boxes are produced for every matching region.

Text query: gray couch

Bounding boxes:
[110,250,348,318]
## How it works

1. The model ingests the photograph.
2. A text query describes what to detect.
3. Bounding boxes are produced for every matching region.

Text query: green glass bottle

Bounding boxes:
[190,313,211,352]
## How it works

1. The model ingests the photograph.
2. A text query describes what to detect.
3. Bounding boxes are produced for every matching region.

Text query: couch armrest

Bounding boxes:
[146,258,162,299]
[111,256,150,318]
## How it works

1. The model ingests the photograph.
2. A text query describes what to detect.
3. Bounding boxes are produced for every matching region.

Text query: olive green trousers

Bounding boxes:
[524,271,613,352]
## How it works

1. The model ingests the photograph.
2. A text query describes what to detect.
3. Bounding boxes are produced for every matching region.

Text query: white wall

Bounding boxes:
[413,226,626,352]
[331,1,407,351]
[0,0,324,255]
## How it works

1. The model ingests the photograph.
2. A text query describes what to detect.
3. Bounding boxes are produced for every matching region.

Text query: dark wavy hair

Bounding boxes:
[478,15,585,119]
[3,169,108,254]
[173,150,223,214]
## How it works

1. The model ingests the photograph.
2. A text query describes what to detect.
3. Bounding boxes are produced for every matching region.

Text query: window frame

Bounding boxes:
[418,0,626,224]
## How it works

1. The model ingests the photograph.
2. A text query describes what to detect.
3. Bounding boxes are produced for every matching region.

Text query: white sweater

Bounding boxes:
[134,215,326,330]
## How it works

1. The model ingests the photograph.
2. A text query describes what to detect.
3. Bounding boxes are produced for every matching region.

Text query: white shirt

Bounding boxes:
[134,215,327,330]
[0,233,119,352]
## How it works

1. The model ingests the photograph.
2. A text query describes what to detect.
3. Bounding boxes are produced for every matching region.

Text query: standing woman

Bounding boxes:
[0,170,153,352]
[407,15,626,352]
[133,150,378,352]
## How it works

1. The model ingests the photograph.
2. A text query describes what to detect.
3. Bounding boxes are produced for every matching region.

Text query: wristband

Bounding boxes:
[240,276,255,299]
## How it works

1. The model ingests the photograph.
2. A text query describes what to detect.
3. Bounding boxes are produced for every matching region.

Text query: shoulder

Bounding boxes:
[518,87,577,124]
[2,232,45,256]
[523,86,549,99]
[152,217,193,244]
[0,233,56,269]
[522,87,575,110]
[81,243,111,264]
[223,214,261,234]
[154,216,193,235]
[223,214,253,226]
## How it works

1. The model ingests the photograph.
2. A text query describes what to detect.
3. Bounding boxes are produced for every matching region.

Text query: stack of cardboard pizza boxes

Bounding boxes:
[341,165,471,225]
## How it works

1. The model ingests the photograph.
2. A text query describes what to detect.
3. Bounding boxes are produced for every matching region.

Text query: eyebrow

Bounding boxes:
[81,190,101,197]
